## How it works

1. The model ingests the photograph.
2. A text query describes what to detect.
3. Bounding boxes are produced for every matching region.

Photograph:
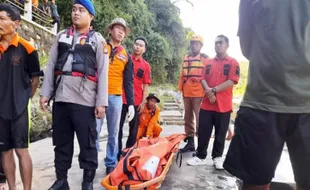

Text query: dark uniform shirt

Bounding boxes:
[239,0,310,113]
[0,33,40,119]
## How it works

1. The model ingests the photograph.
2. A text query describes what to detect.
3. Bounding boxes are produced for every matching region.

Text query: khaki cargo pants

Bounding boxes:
[183,97,202,137]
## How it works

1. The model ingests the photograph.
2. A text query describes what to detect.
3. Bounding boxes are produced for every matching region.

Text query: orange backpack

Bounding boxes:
[109,134,186,189]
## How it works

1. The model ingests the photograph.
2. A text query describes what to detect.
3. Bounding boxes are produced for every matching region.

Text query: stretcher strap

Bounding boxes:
[176,151,183,168]
[123,148,136,181]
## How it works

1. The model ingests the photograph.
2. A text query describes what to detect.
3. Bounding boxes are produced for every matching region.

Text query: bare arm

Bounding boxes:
[201,79,213,97]
[31,77,39,98]
[141,84,148,103]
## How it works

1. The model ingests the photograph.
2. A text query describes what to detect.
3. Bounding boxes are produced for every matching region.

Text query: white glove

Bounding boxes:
[176,92,182,103]
[127,105,135,122]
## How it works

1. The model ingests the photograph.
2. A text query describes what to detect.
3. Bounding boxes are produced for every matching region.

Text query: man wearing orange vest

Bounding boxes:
[96,18,135,175]
[136,93,162,140]
[178,35,209,152]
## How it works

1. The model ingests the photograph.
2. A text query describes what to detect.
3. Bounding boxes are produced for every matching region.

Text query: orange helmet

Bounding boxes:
[190,35,204,44]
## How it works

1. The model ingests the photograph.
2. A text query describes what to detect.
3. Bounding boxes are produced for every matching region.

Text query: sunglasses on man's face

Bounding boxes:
[215,41,224,45]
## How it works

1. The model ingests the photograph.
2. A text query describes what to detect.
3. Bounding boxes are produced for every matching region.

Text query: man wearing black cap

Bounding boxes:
[136,93,162,140]
[118,36,152,159]
[40,0,109,189]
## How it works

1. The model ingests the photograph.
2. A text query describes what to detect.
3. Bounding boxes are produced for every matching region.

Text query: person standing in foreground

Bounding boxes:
[96,18,134,175]
[224,1,310,190]
[118,36,151,159]
[40,0,109,189]
[0,4,41,190]
[178,35,209,152]
[187,35,239,170]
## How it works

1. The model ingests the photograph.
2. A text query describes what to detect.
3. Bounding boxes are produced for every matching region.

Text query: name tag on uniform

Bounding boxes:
[117,54,127,62]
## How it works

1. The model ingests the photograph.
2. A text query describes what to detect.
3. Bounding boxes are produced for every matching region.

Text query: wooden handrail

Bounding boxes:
[0,0,54,28]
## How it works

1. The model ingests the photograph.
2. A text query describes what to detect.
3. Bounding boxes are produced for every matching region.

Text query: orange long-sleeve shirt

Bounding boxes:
[139,104,160,137]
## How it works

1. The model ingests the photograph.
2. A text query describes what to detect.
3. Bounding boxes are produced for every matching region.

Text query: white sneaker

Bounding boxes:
[187,156,207,166]
[213,157,224,170]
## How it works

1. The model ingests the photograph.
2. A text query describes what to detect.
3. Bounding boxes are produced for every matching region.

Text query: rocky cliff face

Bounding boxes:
[18,18,56,57]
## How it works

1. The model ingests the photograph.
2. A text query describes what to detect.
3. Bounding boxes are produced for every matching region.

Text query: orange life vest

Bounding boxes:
[109,134,186,189]
[182,53,208,82]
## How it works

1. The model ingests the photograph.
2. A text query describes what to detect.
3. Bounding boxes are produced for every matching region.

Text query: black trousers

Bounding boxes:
[118,104,139,152]
[224,107,310,188]
[52,102,97,179]
[196,109,231,159]
[0,154,5,183]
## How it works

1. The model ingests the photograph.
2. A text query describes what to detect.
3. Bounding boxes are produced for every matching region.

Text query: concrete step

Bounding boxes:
[161,118,183,122]
[161,116,183,120]
[160,110,183,117]
[164,104,179,108]
[162,121,184,125]
[163,107,180,110]
[164,102,178,106]
[164,100,175,103]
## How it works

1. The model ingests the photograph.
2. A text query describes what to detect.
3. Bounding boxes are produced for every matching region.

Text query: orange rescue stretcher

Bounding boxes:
[101,134,186,190]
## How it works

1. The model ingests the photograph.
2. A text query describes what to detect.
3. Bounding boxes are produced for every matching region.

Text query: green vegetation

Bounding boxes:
[39,55,49,67]
[148,84,178,110]
[29,0,250,141]
[233,61,249,97]
[56,0,192,84]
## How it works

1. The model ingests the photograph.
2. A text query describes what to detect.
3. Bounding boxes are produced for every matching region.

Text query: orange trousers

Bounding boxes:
[136,123,162,140]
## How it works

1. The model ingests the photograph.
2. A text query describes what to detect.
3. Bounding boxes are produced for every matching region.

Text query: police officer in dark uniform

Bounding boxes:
[40,0,109,189]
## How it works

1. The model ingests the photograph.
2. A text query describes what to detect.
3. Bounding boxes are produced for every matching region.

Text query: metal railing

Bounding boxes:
[1,0,54,30]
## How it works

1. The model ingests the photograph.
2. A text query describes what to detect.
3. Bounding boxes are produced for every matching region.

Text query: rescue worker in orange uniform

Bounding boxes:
[96,18,135,175]
[136,93,162,140]
[178,35,209,152]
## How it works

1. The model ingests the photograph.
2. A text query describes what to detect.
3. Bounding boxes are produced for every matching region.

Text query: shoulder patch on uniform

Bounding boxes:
[117,53,127,62]
[102,40,108,54]
[96,32,103,38]
[19,37,35,54]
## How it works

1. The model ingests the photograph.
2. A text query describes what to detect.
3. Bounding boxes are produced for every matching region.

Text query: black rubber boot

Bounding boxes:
[48,170,69,190]
[180,137,195,153]
[81,170,96,190]
[48,179,69,190]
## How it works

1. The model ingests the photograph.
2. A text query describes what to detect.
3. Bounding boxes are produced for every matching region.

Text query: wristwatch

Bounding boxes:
[212,88,217,94]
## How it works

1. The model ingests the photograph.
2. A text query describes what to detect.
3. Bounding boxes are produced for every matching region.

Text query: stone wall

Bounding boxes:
[18,16,56,57]
[16,17,56,142]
